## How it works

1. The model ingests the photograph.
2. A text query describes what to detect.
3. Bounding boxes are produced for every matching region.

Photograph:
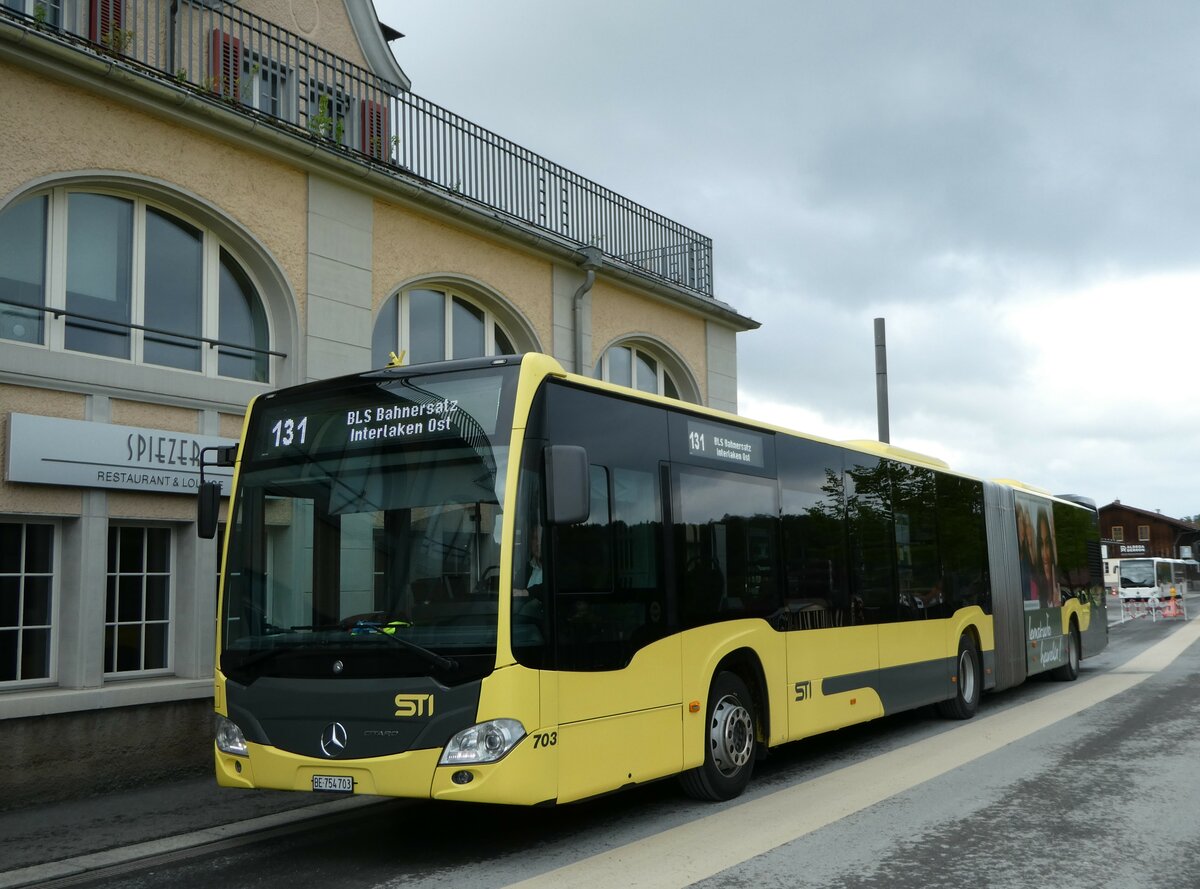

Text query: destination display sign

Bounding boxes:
[252,373,508,459]
[685,419,765,468]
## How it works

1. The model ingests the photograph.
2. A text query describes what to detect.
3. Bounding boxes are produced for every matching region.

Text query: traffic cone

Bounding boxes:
[1162,596,1182,619]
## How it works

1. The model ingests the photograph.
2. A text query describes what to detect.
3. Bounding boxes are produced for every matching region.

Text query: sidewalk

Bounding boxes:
[0,775,353,877]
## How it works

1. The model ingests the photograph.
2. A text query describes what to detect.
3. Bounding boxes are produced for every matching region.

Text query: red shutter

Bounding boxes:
[361,98,388,161]
[89,0,124,45]
[209,30,242,100]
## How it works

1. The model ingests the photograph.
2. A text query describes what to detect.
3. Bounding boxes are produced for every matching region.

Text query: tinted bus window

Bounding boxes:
[936,474,990,613]
[779,438,851,628]
[675,467,780,628]
[555,466,613,593]
[846,456,896,624]
[892,463,940,619]
[1051,503,1099,607]
[524,383,669,671]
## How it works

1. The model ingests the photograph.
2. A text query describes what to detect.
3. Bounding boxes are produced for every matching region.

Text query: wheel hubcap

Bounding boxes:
[959,650,977,703]
[709,694,754,777]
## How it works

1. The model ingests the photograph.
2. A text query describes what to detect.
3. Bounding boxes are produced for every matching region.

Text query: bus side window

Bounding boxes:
[779,439,850,629]
[846,457,897,624]
[936,474,989,613]
[675,467,780,629]
[553,465,663,671]
[554,466,613,592]
[892,463,941,620]
[535,382,670,672]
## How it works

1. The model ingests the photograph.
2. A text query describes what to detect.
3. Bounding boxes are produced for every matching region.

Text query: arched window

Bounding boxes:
[0,188,271,382]
[593,342,682,400]
[372,285,517,368]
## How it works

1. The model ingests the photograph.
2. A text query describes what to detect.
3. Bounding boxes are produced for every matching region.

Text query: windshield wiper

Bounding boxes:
[354,625,459,672]
[288,623,458,672]
[288,624,346,632]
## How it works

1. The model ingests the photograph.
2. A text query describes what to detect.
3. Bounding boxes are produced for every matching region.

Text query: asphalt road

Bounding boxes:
[3,599,1197,889]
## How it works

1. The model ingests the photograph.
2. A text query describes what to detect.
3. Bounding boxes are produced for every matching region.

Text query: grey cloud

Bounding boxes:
[378,0,1200,516]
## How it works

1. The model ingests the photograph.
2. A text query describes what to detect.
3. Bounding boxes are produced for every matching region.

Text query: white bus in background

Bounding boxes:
[1116,558,1199,599]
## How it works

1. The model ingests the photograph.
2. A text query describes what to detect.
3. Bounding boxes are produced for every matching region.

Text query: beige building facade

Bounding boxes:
[0,0,754,783]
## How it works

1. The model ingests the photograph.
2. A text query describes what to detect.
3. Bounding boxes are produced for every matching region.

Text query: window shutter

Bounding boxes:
[209,30,242,100]
[89,0,124,45]
[361,98,389,161]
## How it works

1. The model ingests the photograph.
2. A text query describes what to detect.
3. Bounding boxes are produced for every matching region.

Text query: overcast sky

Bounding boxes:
[376,1,1200,520]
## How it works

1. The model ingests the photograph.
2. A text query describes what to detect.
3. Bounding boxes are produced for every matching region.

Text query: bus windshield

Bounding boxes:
[1118,559,1154,589]
[220,365,518,685]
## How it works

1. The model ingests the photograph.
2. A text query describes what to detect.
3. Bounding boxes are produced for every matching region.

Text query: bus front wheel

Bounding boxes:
[680,671,756,802]
[937,634,981,720]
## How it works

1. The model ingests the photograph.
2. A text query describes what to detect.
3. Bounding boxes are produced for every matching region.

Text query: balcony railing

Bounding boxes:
[3,0,714,298]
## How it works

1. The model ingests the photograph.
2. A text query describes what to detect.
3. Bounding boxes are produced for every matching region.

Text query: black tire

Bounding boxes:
[1052,623,1081,681]
[937,634,981,720]
[679,671,756,801]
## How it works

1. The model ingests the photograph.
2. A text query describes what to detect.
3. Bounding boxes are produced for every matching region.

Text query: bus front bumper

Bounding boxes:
[215,734,557,806]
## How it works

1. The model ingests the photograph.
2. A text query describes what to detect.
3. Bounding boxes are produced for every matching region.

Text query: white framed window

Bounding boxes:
[241,51,296,121]
[307,79,354,147]
[0,521,56,685]
[1,0,72,28]
[593,342,681,399]
[372,286,517,368]
[1112,526,1124,542]
[104,526,173,676]
[0,188,271,382]
[1138,525,1151,542]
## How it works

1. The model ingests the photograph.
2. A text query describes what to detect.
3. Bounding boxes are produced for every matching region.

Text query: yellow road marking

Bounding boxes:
[507,619,1200,889]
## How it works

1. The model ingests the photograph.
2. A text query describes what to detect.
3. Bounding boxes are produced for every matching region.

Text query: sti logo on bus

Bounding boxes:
[794,680,812,702]
[394,693,435,717]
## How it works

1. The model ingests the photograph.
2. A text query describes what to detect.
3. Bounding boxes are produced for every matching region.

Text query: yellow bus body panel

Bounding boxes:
[554,637,681,724]
[552,636,683,802]
[554,704,683,803]
[475,663,542,727]
[786,625,883,740]
[216,742,442,798]
[679,621,787,770]
[878,607,993,670]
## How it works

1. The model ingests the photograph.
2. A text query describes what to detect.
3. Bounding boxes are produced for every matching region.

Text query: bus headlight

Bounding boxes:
[439,719,525,765]
[216,715,249,756]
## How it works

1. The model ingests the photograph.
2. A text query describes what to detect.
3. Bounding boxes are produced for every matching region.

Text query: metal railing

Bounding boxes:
[0,297,285,358]
[3,1,714,298]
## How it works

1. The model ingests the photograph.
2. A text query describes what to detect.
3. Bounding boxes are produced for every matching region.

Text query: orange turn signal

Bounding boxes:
[689,701,701,713]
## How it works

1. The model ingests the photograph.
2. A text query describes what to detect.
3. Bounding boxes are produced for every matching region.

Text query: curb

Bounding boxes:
[0,795,382,889]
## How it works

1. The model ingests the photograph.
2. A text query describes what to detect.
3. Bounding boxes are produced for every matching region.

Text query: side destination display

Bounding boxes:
[686,418,765,468]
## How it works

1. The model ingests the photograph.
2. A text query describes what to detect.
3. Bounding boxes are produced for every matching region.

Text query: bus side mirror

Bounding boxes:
[198,481,222,539]
[197,445,236,539]
[544,445,590,525]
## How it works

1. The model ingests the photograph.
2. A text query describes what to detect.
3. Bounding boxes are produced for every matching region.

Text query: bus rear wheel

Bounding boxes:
[937,634,981,720]
[680,671,756,801]
[1053,624,1081,681]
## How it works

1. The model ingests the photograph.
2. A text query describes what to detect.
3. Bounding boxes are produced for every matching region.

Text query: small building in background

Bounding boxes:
[1098,500,1200,592]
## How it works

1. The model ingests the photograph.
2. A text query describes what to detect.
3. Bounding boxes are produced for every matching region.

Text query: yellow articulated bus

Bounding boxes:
[200,352,1106,805]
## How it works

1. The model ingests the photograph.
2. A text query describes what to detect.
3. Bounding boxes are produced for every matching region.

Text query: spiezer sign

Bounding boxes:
[7,413,236,495]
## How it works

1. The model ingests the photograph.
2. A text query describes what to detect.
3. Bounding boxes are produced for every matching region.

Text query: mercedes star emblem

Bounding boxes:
[320,722,348,757]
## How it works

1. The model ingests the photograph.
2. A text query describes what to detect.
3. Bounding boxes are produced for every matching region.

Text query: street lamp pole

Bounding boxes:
[875,317,890,444]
